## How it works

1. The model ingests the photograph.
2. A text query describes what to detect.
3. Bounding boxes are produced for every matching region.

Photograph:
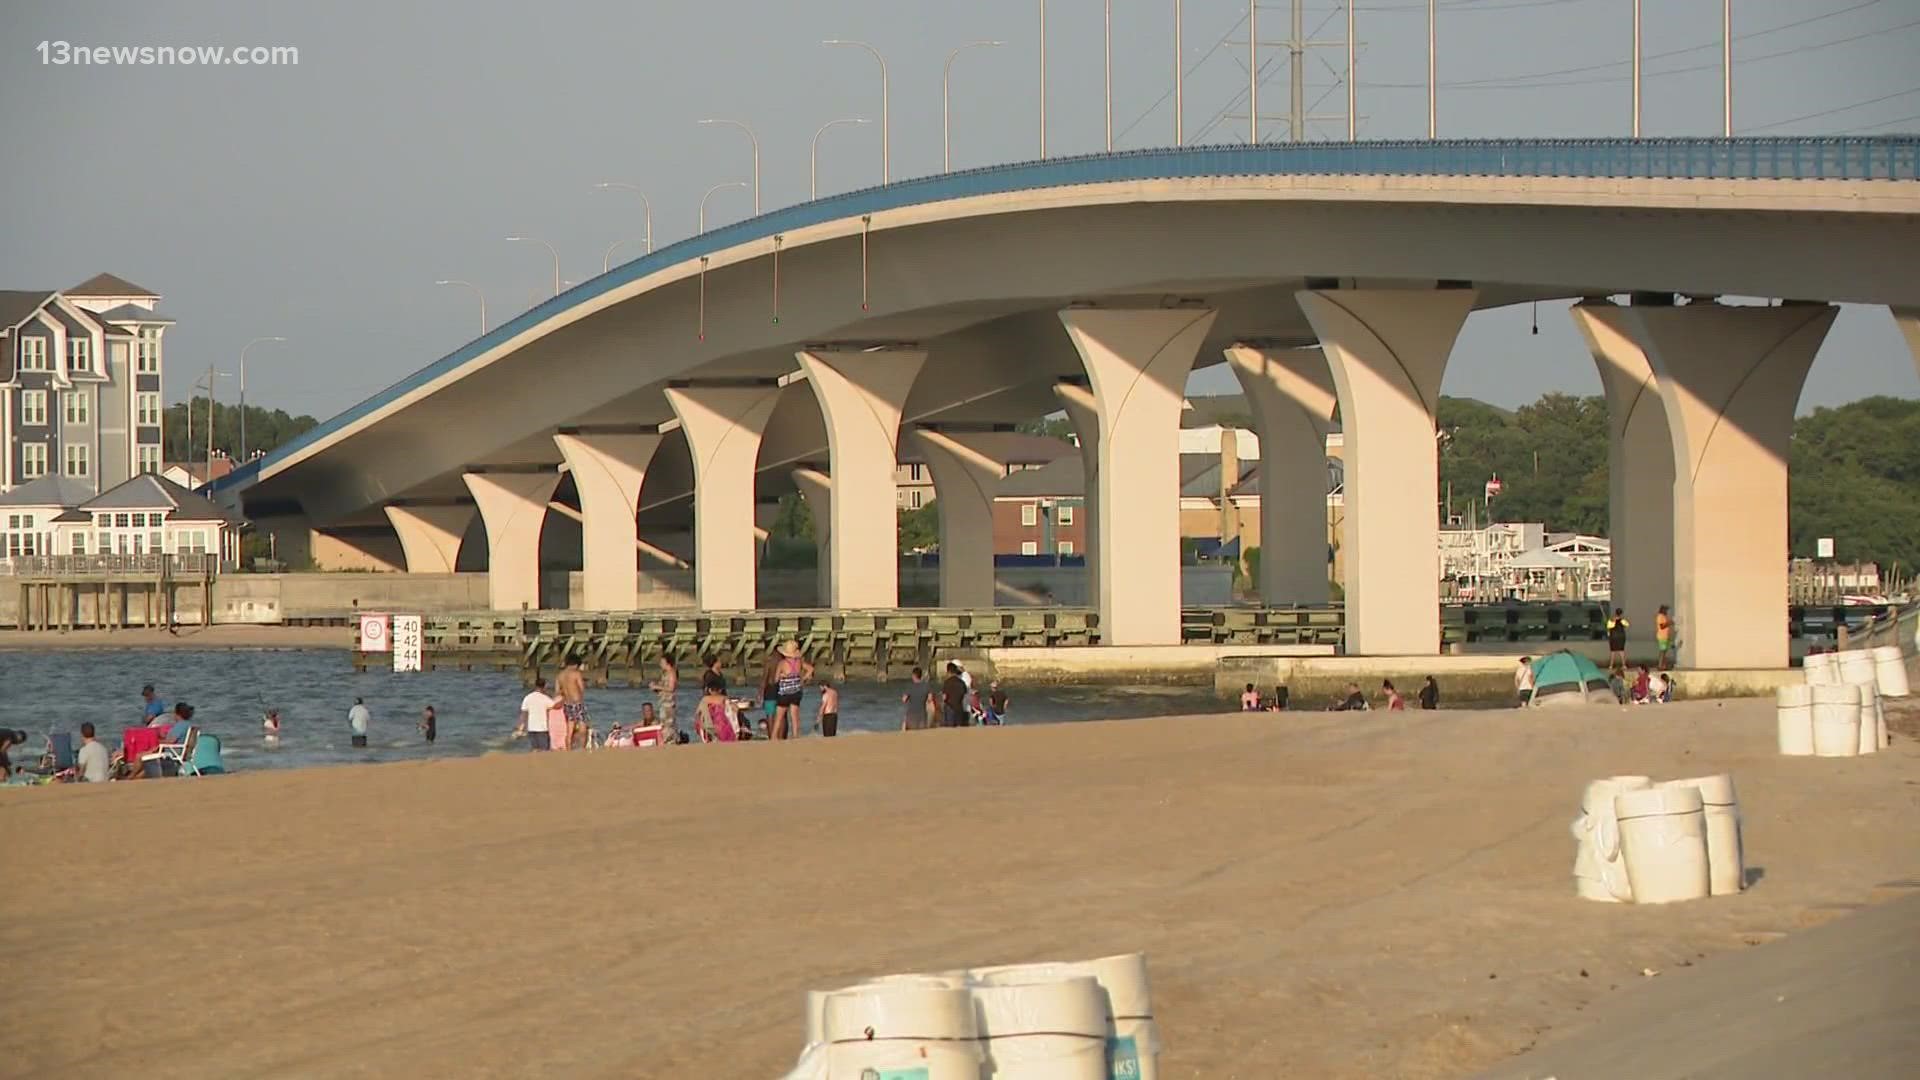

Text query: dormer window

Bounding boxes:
[68,337,92,371]
[21,337,49,371]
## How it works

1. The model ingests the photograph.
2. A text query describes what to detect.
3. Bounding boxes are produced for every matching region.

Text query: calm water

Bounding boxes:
[1,649,1221,773]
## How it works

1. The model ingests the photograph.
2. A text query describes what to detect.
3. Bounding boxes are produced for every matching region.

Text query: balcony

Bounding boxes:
[0,553,220,578]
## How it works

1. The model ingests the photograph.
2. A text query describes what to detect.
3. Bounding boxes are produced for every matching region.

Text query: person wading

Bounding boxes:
[771,641,812,740]
[901,667,929,731]
[940,662,969,728]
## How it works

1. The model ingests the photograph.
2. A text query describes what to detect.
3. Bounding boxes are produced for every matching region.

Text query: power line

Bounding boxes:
[1844,113,1920,133]
[1742,85,1920,133]
[1114,9,1249,145]
[1366,0,1890,90]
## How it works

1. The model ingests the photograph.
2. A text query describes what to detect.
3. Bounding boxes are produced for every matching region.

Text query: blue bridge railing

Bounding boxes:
[217,136,1919,497]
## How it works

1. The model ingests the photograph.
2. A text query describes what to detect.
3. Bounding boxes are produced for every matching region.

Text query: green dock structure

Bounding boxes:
[352,603,1622,683]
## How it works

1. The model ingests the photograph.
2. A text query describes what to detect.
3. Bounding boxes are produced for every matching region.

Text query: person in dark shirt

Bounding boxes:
[419,704,437,744]
[985,681,1009,725]
[940,663,969,727]
[1418,676,1439,710]
[1331,683,1368,711]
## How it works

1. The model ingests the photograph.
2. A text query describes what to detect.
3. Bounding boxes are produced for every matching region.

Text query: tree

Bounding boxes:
[163,397,319,464]
[898,501,940,553]
[1789,396,1920,574]
[1436,393,1609,535]
[1016,414,1077,441]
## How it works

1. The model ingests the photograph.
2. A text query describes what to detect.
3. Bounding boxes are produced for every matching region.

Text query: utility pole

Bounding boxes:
[1290,0,1305,142]
[1427,0,1437,138]
[1346,1,1356,140]
[1174,0,1184,146]
[1249,0,1258,143]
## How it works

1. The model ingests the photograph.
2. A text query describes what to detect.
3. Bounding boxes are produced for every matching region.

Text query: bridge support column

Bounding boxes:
[554,432,662,611]
[1572,301,1676,651]
[665,384,780,612]
[1297,289,1477,656]
[463,471,560,611]
[1225,343,1338,605]
[383,504,475,574]
[791,467,833,606]
[1624,302,1836,670]
[1053,382,1101,607]
[1895,306,1920,380]
[1059,307,1219,645]
[797,347,928,610]
[908,429,1000,609]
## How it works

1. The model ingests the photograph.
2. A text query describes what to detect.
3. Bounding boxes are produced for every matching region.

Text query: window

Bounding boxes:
[21,443,48,479]
[137,328,160,373]
[1020,503,1038,527]
[1021,541,1039,556]
[136,445,161,475]
[908,489,923,509]
[21,390,48,426]
[1058,541,1074,556]
[150,529,163,552]
[136,392,161,426]
[908,463,924,482]
[1058,505,1074,526]
[20,337,49,371]
[63,391,89,425]
[180,529,208,555]
[113,513,130,529]
[70,533,86,555]
[68,337,91,371]
[64,444,90,478]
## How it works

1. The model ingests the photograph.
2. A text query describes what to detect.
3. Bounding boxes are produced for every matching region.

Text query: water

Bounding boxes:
[0,649,1221,773]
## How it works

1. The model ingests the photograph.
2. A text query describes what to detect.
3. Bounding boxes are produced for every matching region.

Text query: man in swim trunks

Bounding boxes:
[901,667,928,731]
[1655,604,1674,672]
[817,679,839,737]
[557,658,589,750]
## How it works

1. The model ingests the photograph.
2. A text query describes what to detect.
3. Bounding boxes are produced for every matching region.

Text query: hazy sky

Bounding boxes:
[3,0,1915,420]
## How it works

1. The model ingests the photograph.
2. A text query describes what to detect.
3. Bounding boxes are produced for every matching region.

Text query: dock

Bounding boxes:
[7,554,216,632]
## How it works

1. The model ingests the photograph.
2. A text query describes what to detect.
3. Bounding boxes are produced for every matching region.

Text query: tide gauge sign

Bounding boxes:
[392,614,423,673]
[357,612,391,653]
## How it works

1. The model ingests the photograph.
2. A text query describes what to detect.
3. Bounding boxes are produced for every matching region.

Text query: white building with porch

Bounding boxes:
[0,473,242,569]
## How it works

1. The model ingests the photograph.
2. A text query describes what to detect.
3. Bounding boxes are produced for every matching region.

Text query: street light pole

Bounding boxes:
[1632,0,1642,137]
[1427,0,1437,138]
[1038,0,1048,159]
[1105,0,1113,151]
[700,181,748,233]
[1175,0,1184,146]
[435,279,486,334]
[823,40,890,183]
[238,335,285,463]
[1347,0,1357,141]
[698,119,761,215]
[813,118,871,198]
[943,41,1003,172]
[1249,0,1258,143]
[505,236,561,297]
[591,182,653,254]
[1722,0,1733,137]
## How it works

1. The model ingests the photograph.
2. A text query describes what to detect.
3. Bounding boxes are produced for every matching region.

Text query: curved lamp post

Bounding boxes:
[238,335,286,462]
[811,118,871,199]
[591,182,654,255]
[435,279,486,335]
[823,39,890,183]
[700,181,748,234]
[505,236,561,297]
[698,119,761,215]
[943,41,1003,171]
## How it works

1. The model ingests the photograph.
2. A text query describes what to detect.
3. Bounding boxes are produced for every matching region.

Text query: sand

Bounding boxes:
[0,624,348,650]
[4,698,1916,1079]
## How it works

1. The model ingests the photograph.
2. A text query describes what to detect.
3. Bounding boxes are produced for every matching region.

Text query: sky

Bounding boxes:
[2,0,1916,422]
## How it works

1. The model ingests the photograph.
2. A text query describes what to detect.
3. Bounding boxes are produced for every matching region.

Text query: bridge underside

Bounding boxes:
[229,172,1920,667]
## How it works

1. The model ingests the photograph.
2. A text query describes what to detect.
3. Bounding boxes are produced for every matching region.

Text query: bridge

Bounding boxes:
[213,137,1920,670]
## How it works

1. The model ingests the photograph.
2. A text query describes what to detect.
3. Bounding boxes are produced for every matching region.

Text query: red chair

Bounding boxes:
[122,727,162,762]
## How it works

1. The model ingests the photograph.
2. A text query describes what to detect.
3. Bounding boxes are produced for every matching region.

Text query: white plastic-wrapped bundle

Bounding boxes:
[1658,775,1743,896]
[1801,651,1838,686]
[1871,645,1910,698]
[971,953,1160,1080]
[1570,775,1652,902]
[1811,684,1862,757]
[822,984,983,1080]
[1614,785,1711,904]
[1856,683,1883,756]
[971,974,1108,1079]
[1836,649,1878,690]
[1775,684,1815,756]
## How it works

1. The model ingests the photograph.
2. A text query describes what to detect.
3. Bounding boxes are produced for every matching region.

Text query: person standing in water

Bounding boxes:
[1418,676,1439,710]
[348,698,371,748]
[901,667,929,731]
[419,704,437,744]
[817,680,839,737]
[556,659,589,750]
[517,676,555,751]
[651,656,679,740]
[771,641,812,740]
[262,709,283,746]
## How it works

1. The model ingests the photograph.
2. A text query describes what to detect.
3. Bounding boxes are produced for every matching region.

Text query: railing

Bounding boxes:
[0,553,219,577]
[216,135,1920,498]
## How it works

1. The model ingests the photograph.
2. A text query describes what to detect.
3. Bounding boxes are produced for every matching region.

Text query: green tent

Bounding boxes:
[1528,650,1615,707]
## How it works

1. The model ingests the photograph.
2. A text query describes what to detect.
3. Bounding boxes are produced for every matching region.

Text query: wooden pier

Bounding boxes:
[7,554,216,632]
[351,602,1620,684]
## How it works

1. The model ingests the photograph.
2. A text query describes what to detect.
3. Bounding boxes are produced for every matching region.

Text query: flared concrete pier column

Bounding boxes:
[554,432,662,611]
[1054,382,1101,606]
[1572,302,1677,648]
[797,347,927,610]
[1059,307,1218,645]
[907,428,1002,608]
[1896,306,1920,379]
[1625,302,1836,670]
[384,504,475,574]
[665,383,781,612]
[1297,289,1477,656]
[1225,343,1338,605]
[791,466,833,606]
[463,470,560,611]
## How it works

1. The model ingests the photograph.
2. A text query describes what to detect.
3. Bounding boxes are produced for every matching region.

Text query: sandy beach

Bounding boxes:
[4,698,1916,1079]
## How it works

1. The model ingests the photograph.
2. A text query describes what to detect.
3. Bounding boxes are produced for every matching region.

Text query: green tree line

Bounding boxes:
[163,397,319,464]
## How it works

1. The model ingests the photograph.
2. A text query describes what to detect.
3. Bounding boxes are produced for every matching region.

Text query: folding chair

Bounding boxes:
[157,726,202,777]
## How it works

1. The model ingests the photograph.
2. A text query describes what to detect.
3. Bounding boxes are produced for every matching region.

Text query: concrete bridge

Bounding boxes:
[214,137,1920,669]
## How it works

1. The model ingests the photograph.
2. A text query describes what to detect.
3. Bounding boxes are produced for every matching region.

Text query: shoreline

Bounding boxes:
[0,624,350,650]
[5,698,1915,1078]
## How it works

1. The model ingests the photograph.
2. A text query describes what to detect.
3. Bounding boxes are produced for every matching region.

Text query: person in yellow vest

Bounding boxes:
[1605,609,1630,677]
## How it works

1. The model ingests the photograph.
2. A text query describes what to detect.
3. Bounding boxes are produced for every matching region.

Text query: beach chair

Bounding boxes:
[34,733,76,778]
[156,726,202,777]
